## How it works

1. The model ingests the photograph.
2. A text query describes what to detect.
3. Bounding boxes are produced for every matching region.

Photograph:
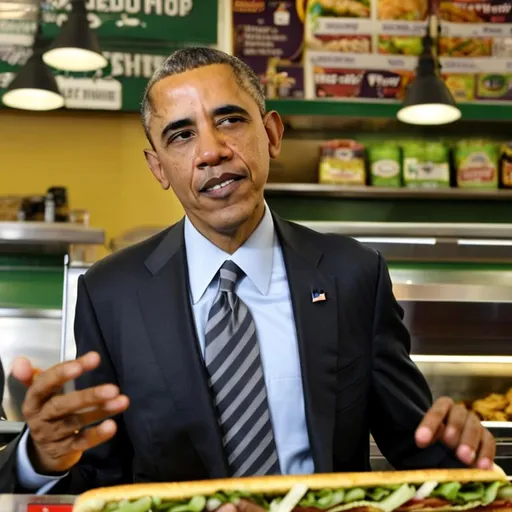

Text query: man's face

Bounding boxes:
[144,64,283,235]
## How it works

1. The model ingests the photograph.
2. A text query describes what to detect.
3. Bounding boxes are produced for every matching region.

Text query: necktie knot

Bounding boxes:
[219,260,244,293]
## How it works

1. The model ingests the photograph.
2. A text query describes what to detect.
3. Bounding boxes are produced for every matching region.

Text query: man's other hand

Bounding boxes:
[415,396,495,469]
[12,352,130,475]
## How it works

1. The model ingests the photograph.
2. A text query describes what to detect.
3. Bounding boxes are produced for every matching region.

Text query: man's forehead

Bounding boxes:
[150,64,252,118]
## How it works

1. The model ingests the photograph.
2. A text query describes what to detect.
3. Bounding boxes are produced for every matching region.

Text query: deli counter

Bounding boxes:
[0,221,511,475]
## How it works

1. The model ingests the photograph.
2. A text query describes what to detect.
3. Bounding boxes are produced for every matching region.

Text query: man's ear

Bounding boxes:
[263,110,284,159]
[144,149,170,190]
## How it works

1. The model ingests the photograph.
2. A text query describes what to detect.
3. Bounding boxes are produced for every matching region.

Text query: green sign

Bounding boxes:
[41,0,217,43]
[0,0,217,45]
[0,43,179,111]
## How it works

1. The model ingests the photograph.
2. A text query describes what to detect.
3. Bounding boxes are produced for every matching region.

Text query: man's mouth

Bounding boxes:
[200,174,245,195]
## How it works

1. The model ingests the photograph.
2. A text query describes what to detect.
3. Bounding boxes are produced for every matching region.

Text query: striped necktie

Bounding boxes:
[204,260,281,476]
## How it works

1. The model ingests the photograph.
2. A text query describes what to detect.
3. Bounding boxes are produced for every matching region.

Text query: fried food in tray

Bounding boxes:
[309,0,370,18]
[378,0,428,20]
[466,388,512,422]
[439,37,492,57]
[309,35,371,53]
[439,2,484,22]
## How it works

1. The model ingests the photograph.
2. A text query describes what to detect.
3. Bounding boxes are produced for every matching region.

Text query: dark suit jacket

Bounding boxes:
[0,213,463,493]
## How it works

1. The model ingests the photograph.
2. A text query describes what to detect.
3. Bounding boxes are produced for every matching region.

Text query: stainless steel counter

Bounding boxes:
[0,223,104,246]
[0,222,105,255]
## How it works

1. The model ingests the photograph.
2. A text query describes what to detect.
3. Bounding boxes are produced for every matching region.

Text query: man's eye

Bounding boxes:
[219,116,244,126]
[170,131,194,143]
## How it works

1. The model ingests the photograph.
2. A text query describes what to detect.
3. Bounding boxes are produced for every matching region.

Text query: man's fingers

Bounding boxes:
[475,429,496,470]
[455,413,481,465]
[80,395,129,425]
[71,419,118,453]
[22,352,101,417]
[11,357,37,387]
[39,395,130,443]
[415,397,454,447]
[40,384,121,421]
[442,404,469,450]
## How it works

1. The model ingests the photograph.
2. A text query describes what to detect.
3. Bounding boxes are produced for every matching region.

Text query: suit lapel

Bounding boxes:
[137,220,229,478]
[274,215,338,473]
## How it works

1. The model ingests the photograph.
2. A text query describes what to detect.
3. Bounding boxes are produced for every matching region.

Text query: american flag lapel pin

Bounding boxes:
[311,288,327,303]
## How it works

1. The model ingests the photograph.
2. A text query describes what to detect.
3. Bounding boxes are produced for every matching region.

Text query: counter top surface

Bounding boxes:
[0,222,104,246]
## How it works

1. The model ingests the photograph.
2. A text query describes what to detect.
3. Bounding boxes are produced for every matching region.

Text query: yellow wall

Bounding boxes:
[0,109,184,251]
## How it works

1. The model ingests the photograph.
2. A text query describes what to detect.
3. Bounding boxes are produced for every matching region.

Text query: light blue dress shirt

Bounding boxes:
[16,205,314,492]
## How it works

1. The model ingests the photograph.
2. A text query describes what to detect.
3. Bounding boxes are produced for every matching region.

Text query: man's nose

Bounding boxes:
[195,127,233,168]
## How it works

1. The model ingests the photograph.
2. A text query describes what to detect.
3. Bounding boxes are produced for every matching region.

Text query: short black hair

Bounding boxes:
[141,47,266,146]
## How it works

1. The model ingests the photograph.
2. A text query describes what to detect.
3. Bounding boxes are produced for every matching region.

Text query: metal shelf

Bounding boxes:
[294,220,512,240]
[0,222,104,246]
[266,99,512,122]
[265,183,512,201]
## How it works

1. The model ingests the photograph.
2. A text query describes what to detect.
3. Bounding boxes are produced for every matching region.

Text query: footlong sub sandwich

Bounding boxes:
[74,469,512,512]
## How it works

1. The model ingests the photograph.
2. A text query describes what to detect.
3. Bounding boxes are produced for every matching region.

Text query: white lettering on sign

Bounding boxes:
[0,72,15,88]
[367,73,400,87]
[469,2,511,15]
[50,0,192,15]
[56,77,122,110]
[387,58,405,68]
[0,20,36,34]
[314,72,363,85]
[81,0,192,15]
[338,73,363,85]
[0,44,32,66]
[441,58,477,72]
[315,73,338,85]
[440,21,512,38]
[0,20,36,46]
[310,54,356,67]
[315,17,373,35]
[104,51,166,78]
[379,20,427,36]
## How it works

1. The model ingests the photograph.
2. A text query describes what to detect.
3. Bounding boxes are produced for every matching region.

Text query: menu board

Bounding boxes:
[232,0,307,99]
[303,0,512,103]
[304,0,427,100]
[438,0,512,102]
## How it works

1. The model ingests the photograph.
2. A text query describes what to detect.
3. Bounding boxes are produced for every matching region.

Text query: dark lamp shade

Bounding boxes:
[397,74,461,125]
[2,54,65,111]
[42,10,107,72]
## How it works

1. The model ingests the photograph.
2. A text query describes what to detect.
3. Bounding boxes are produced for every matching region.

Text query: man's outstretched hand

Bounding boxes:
[415,397,495,469]
[12,352,130,475]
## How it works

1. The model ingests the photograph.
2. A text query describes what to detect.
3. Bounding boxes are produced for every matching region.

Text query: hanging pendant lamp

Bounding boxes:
[2,8,65,111]
[42,0,107,72]
[397,17,461,126]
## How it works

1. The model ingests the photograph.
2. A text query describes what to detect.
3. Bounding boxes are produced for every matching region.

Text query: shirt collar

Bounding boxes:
[184,205,275,304]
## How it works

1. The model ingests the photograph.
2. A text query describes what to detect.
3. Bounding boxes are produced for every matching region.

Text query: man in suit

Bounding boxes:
[0,47,495,495]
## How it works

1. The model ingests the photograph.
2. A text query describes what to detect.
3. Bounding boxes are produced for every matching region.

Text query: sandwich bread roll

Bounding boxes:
[74,469,512,512]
